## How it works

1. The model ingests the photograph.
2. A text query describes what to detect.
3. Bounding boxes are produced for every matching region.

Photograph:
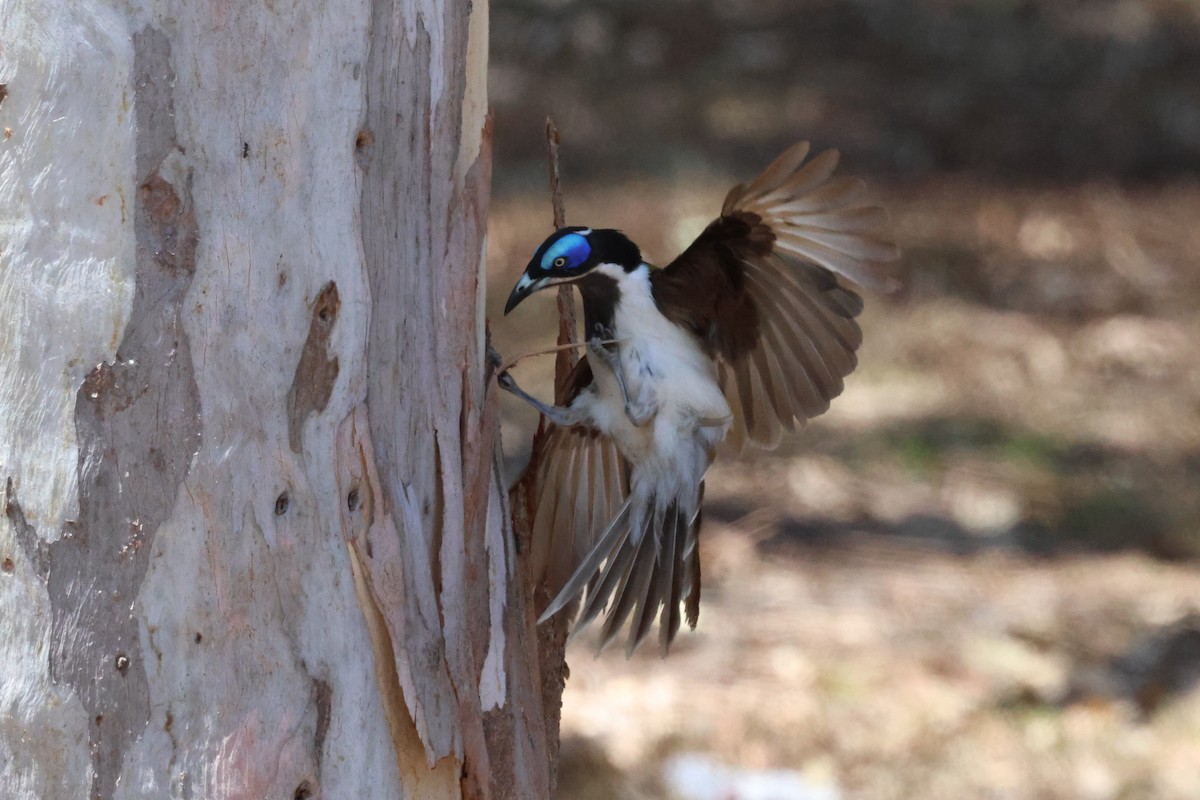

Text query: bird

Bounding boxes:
[499,141,899,656]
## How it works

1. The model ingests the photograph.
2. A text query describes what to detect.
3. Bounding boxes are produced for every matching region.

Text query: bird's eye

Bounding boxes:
[539,231,591,272]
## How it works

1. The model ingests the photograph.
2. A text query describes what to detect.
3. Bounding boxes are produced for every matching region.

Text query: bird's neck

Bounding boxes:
[577,263,651,340]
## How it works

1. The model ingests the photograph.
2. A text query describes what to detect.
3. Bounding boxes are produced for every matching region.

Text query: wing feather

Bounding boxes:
[726,141,814,208]
[773,177,866,215]
[652,141,899,452]
[718,360,749,453]
[549,443,582,589]
[529,440,565,584]
[745,148,843,207]
[790,205,889,232]
[743,346,786,447]
[756,316,829,419]
[743,268,857,389]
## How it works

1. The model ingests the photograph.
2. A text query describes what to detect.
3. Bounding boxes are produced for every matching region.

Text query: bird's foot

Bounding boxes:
[586,337,649,426]
[625,400,654,428]
[497,369,582,428]
[585,336,615,357]
[485,343,504,374]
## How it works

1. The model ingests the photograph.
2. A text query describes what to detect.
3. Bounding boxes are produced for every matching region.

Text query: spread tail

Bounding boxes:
[539,491,703,656]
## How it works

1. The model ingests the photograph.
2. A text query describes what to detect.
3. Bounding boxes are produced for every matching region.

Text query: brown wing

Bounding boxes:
[528,357,630,600]
[651,142,899,452]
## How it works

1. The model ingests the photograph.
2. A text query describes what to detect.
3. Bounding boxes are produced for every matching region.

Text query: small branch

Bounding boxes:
[502,119,586,786]
[546,117,567,231]
[546,117,579,391]
[498,338,623,376]
[500,118,581,791]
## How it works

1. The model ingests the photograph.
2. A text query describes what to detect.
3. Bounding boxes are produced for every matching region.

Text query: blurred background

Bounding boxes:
[485,1,1200,797]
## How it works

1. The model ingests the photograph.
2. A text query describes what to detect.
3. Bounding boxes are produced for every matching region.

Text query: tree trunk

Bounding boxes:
[0,2,551,798]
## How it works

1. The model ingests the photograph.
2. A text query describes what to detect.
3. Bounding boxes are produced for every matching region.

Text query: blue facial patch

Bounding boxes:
[540,232,590,271]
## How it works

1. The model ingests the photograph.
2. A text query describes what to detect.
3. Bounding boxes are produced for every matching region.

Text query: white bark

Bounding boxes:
[0,2,550,798]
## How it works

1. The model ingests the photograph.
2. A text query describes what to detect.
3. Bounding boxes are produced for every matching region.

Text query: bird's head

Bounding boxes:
[504,226,642,314]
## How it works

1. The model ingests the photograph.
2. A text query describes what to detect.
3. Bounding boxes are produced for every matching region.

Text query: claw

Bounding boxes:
[625,402,653,427]
[587,339,652,426]
[486,343,504,373]
[496,368,584,428]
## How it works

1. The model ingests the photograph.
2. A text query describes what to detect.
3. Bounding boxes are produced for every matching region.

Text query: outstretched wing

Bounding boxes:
[650,142,899,452]
[528,357,630,604]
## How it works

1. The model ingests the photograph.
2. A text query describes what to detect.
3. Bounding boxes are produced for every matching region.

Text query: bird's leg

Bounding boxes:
[497,370,586,428]
[587,337,652,427]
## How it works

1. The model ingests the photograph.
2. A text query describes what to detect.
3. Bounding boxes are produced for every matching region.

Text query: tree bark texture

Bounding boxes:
[0,2,551,798]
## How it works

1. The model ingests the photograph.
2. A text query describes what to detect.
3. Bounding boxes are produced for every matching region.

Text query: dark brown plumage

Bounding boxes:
[650,212,769,361]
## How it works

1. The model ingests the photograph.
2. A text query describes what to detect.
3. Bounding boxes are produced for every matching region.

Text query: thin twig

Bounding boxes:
[546,117,580,390]
[498,338,623,376]
[546,117,567,231]
[506,118,579,778]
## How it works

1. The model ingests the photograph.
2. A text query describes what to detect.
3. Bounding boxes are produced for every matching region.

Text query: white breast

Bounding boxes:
[578,264,732,463]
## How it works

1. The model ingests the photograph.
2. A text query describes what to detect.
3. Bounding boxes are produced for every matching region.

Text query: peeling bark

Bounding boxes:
[288,282,342,453]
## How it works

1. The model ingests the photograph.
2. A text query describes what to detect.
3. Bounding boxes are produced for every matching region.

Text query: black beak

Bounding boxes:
[504,273,544,315]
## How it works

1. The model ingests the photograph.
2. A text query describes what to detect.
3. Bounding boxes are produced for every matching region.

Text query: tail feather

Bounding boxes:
[543,487,706,656]
[573,512,641,633]
[584,441,618,602]
[538,495,633,625]
[656,504,685,655]
[684,503,703,630]
[629,504,677,655]
[596,511,657,648]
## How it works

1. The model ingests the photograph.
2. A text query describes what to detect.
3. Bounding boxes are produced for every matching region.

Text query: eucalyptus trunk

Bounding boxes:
[0,2,552,797]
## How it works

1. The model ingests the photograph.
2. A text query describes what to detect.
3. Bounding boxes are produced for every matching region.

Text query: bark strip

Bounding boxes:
[28,27,203,800]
